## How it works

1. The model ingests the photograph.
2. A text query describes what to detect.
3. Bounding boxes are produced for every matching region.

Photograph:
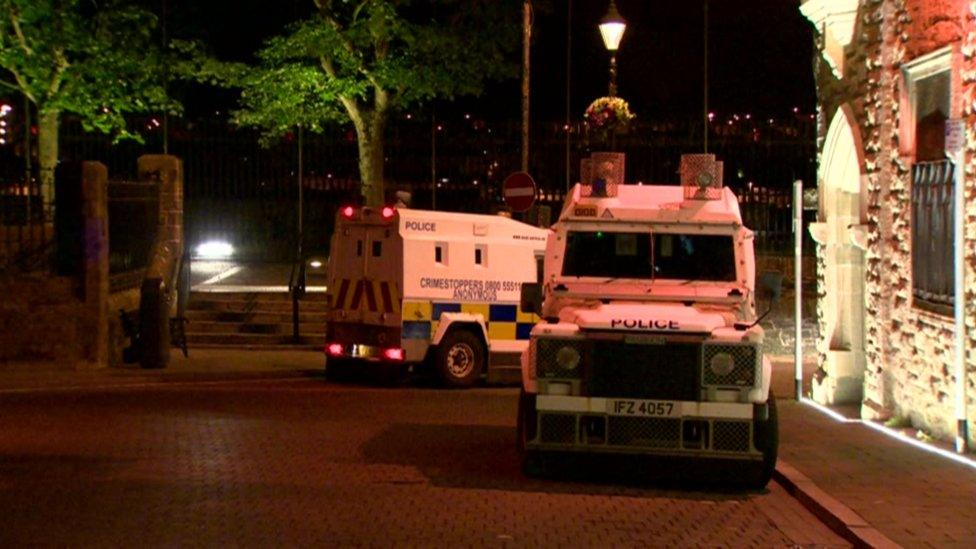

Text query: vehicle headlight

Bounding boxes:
[536,338,585,378]
[702,344,758,387]
[709,352,735,377]
[555,346,581,371]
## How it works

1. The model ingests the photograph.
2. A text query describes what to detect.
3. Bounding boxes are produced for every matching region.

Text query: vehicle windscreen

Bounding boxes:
[562,231,736,282]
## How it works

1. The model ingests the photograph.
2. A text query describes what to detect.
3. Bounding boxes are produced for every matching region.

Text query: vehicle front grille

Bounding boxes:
[535,413,755,454]
[712,421,751,452]
[539,414,576,444]
[607,416,681,448]
[587,341,700,400]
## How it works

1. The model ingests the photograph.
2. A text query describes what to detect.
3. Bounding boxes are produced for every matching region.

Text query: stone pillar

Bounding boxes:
[80,161,109,368]
[136,155,183,369]
[138,155,184,292]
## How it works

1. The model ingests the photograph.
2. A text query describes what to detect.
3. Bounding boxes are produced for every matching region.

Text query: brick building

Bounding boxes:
[800,0,975,449]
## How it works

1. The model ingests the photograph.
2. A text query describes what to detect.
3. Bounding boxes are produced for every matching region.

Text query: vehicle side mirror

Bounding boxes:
[520,282,543,316]
[758,271,783,303]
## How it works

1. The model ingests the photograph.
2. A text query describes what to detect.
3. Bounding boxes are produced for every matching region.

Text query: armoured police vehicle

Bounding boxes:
[517,154,780,487]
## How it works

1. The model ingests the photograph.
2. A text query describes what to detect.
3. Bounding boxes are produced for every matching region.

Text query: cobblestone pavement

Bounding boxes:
[0,381,847,547]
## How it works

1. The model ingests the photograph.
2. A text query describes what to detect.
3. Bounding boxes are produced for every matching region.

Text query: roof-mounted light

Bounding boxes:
[381,206,396,219]
[341,206,356,219]
[680,154,724,200]
[580,152,624,198]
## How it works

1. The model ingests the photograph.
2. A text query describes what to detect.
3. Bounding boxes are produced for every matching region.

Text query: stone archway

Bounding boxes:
[809,106,867,405]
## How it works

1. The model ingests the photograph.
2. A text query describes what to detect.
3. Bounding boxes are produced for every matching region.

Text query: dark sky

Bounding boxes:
[166,0,815,122]
[527,0,816,120]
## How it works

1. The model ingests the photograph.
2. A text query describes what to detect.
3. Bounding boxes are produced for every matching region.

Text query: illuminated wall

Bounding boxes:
[803,0,976,446]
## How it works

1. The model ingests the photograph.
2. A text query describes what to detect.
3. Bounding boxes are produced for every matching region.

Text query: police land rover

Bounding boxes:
[517,153,781,487]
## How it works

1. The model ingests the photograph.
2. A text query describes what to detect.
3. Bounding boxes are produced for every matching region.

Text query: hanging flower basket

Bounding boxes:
[584,96,635,133]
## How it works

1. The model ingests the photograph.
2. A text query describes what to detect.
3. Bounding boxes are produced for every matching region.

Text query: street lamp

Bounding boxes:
[599,0,626,97]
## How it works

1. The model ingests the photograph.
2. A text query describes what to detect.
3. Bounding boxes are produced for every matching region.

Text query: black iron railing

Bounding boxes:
[288,238,308,343]
[911,159,955,315]
[57,116,816,261]
[108,179,159,291]
[0,175,51,273]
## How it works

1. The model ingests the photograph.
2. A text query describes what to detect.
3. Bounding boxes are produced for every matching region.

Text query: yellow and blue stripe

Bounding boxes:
[401,301,538,341]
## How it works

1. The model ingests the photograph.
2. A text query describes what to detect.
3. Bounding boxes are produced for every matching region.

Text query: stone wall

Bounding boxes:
[0,162,109,368]
[1,155,183,370]
[0,274,86,363]
[809,0,976,446]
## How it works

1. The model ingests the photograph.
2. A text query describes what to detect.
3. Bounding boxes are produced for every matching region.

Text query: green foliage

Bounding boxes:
[0,0,178,142]
[884,416,912,429]
[227,0,520,141]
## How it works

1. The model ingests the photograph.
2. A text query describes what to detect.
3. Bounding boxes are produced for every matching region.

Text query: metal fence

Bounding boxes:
[51,115,816,262]
[0,174,51,273]
[108,179,160,291]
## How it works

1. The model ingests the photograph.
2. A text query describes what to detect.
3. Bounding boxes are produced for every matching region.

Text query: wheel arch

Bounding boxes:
[431,313,488,349]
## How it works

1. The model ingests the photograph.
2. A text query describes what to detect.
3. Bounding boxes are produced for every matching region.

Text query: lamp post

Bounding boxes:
[599,1,626,97]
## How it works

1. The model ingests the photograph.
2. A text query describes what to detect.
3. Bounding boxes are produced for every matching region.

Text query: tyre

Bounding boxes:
[750,391,779,489]
[517,389,546,477]
[435,329,484,388]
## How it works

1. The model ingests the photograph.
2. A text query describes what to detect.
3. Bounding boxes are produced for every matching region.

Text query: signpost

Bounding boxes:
[503,172,537,213]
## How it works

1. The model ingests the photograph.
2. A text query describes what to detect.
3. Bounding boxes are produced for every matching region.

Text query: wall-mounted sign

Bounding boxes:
[945,118,965,154]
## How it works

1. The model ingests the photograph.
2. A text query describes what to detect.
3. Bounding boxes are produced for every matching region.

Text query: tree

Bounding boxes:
[0,0,175,211]
[231,0,519,206]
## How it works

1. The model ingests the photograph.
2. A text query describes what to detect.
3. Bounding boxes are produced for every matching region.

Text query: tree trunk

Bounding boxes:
[356,113,386,207]
[37,109,60,218]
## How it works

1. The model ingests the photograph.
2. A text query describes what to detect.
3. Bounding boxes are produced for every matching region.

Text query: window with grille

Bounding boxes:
[911,160,954,314]
[909,68,954,315]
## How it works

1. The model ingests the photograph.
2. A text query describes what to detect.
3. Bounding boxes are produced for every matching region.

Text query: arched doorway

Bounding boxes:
[810,105,867,405]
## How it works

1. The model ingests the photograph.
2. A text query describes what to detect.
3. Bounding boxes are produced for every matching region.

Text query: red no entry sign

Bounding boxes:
[502,172,537,212]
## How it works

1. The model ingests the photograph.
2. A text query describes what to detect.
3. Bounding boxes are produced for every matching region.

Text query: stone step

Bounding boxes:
[189,291,328,302]
[486,352,522,385]
[183,310,329,324]
[188,343,325,351]
[486,365,521,386]
[186,332,326,347]
[187,298,330,313]
[185,321,326,335]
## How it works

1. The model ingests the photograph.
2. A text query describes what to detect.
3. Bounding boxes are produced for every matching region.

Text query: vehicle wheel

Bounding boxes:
[435,330,484,388]
[750,391,779,489]
[517,389,546,477]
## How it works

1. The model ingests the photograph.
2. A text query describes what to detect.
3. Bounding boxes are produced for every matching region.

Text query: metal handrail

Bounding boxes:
[287,237,307,343]
[171,250,190,357]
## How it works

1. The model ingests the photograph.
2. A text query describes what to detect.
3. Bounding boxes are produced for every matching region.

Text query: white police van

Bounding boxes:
[325,205,548,386]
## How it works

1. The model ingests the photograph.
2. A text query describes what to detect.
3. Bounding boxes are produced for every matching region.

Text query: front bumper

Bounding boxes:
[526,395,764,460]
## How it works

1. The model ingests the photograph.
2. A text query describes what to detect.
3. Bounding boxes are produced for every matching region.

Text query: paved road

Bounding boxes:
[0,380,847,547]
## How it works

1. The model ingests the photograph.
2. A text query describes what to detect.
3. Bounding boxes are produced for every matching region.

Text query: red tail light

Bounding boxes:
[341,206,355,219]
[326,343,344,356]
[383,348,405,361]
[381,206,395,219]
